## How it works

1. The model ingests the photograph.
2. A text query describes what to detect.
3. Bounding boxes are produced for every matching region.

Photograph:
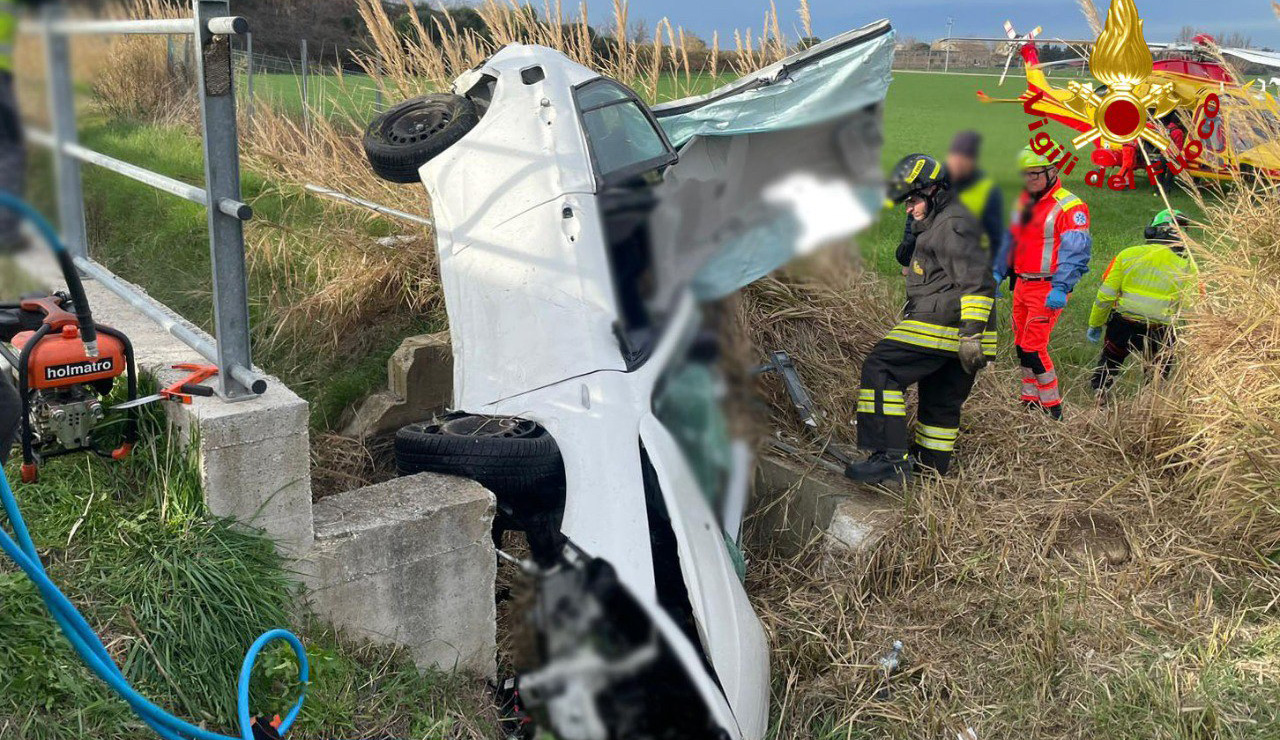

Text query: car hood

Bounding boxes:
[647,20,895,304]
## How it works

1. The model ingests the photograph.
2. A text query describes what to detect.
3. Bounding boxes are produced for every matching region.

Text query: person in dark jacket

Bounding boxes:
[896,130,1004,268]
[847,153,997,485]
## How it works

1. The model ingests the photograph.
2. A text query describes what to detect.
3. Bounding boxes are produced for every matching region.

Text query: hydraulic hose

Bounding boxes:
[0,191,99,356]
[0,462,309,740]
[0,193,312,740]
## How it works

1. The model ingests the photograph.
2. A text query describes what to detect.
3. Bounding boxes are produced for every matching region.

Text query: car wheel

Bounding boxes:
[394,413,564,500]
[362,94,479,184]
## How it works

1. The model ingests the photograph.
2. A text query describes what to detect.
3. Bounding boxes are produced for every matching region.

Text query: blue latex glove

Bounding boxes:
[1045,288,1069,309]
[1087,326,1103,343]
[992,271,1005,298]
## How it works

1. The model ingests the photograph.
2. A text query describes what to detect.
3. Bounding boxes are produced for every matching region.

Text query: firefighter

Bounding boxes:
[1087,209,1198,399]
[895,130,1004,267]
[993,146,1093,420]
[846,153,996,485]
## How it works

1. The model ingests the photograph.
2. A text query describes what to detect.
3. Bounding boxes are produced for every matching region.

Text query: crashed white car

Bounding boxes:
[363,20,893,740]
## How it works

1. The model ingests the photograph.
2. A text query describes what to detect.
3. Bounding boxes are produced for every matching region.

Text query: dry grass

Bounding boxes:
[739,71,1280,740]
[91,0,194,125]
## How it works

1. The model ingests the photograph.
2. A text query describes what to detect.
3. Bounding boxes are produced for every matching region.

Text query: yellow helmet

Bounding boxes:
[1017,146,1054,171]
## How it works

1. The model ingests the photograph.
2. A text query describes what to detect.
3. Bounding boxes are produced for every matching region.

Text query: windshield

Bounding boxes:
[1221,101,1280,152]
[576,79,676,184]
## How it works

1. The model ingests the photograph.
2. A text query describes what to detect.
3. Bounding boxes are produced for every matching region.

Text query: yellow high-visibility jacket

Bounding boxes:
[1089,242,1198,328]
[0,0,15,73]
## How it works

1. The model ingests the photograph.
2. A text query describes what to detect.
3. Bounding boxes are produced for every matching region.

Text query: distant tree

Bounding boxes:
[394,5,491,45]
[797,36,821,51]
[683,33,709,52]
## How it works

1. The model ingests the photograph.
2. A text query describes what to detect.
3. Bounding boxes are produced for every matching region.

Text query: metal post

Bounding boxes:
[166,34,174,78]
[944,17,954,73]
[300,38,310,136]
[192,0,254,400]
[41,5,88,261]
[375,61,383,113]
[245,31,254,124]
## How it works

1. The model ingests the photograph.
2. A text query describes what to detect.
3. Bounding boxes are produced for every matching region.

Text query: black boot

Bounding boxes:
[844,450,911,485]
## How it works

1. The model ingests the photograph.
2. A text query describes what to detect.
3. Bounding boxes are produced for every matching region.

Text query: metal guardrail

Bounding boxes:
[24,1,265,400]
[304,184,432,228]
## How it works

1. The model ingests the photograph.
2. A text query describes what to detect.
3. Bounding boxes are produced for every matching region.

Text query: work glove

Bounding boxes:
[958,334,989,375]
[1045,287,1069,309]
[1087,326,1104,343]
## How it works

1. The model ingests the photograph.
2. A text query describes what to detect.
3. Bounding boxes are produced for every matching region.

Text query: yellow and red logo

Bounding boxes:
[1016,0,1219,190]
[1063,0,1174,150]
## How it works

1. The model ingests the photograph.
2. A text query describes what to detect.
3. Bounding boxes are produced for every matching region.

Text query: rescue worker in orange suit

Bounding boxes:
[846,153,996,485]
[992,146,1093,420]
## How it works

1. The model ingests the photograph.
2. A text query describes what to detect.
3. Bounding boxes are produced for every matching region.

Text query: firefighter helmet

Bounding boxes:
[1017,146,1054,171]
[887,153,948,205]
[1145,208,1189,242]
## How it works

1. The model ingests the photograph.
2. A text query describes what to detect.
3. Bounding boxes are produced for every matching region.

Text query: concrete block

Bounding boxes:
[342,332,453,439]
[823,496,901,554]
[305,472,496,677]
[751,454,898,558]
[15,249,314,557]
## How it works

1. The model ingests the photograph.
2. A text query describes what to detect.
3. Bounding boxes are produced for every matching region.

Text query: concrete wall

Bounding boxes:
[306,473,497,676]
[341,331,453,439]
[752,454,899,557]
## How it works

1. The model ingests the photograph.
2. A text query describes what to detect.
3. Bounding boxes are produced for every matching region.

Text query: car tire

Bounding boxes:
[363,94,479,184]
[394,413,564,500]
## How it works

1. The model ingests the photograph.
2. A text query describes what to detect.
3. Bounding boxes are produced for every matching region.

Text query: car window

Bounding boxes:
[577,80,632,109]
[576,80,674,182]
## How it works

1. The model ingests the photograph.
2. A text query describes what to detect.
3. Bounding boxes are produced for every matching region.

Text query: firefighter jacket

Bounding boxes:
[1089,242,1199,328]
[995,179,1092,293]
[886,189,998,357]
[896,171,1003,265]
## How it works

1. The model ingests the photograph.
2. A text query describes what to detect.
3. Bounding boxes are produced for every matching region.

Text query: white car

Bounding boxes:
[363,20,894,740]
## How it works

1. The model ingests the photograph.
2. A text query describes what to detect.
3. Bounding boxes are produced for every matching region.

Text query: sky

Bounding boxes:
[541,0,1280,50]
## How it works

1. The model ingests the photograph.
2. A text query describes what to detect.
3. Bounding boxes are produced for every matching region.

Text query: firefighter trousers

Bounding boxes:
[1011,279,1064,416]
[856,339,976,474]
[1091,314,1174,396]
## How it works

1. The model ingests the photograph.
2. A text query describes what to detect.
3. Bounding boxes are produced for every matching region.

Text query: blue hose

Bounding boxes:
[0,193,310,740]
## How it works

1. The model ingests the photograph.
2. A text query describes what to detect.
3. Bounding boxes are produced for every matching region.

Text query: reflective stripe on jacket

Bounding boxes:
[1089,243,1198,327]
[1008,180,1090,279]
[889,189,998,358]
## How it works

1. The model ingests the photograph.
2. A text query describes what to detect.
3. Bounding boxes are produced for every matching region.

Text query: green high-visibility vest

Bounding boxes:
[958,175,996,247]
[1089,243,1199,327]
[0,0,16,73]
